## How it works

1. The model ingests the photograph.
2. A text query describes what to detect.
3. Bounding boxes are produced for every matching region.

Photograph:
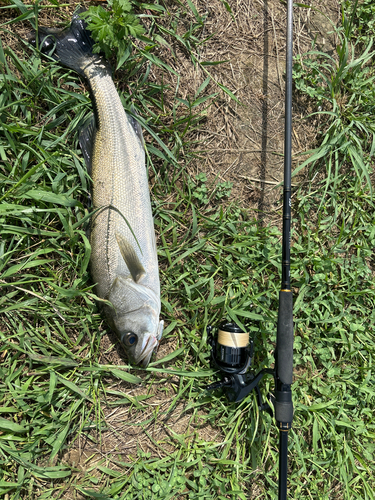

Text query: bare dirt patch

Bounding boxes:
[143,0,341,226]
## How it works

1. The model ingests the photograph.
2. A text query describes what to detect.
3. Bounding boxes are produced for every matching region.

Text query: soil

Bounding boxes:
[0,0,341,495]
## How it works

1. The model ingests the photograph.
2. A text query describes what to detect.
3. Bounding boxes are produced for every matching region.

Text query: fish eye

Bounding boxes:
[123,332,138,347]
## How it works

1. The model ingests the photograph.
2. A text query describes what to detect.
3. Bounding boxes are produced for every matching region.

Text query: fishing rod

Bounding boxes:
[206,1,294,498]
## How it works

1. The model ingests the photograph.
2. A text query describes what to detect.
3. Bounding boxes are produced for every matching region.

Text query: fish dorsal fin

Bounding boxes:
[115,232,146,283]
[79,115,96,175]
[129,105,144,147]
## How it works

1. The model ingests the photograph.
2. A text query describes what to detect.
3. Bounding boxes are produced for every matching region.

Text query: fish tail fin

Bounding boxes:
[28,9,109,76]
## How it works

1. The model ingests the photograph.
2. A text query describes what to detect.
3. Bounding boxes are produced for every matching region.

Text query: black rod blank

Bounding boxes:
[281,0,293,291]
[279,430,289,499]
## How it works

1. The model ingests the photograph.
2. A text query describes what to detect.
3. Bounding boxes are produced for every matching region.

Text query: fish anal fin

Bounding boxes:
[79,114,96,175]
[115,232,146,283]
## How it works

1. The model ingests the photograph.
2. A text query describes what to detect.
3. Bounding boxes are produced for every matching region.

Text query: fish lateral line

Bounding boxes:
[91,203,144,257]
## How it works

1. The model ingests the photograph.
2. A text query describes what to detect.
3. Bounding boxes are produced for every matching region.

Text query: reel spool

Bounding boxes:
[213,322,252,374]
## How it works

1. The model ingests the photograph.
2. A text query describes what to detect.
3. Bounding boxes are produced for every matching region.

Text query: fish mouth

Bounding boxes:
[136,335,159,367]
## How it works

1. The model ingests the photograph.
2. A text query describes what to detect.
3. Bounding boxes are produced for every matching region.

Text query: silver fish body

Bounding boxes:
[32,12,163,366]
[87,66,163,366]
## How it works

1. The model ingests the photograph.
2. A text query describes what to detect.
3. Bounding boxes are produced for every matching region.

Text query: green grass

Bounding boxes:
[0,0,375,499]
[293,0,375,203]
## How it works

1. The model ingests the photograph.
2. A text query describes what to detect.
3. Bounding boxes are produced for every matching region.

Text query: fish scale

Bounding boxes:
[30,11,163,366]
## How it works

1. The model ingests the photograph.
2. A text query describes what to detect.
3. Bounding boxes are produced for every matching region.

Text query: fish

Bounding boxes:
[30,11,163,366]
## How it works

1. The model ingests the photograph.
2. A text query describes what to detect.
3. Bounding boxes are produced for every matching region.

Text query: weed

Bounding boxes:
[344,0,375,46]
[293,1,375,202]
[188,173,233,206]
[80,0,146,70]
[189,172,209,205]
[215,180,233,200]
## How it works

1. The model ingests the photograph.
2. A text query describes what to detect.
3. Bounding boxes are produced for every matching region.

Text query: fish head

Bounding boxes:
[114,311,163,367]
[107,276,163,367]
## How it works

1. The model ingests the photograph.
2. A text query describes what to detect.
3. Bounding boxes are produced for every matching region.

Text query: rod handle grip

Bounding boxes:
[274,390,293,426]
[276,290,294,385]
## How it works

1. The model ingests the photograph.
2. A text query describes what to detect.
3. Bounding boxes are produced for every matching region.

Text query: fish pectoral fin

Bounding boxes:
[108,275,158,313]
[115,232,146,283]
[79,114,97,175]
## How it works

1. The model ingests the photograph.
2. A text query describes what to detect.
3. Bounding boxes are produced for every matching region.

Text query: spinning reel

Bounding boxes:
[207,321,273,414]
